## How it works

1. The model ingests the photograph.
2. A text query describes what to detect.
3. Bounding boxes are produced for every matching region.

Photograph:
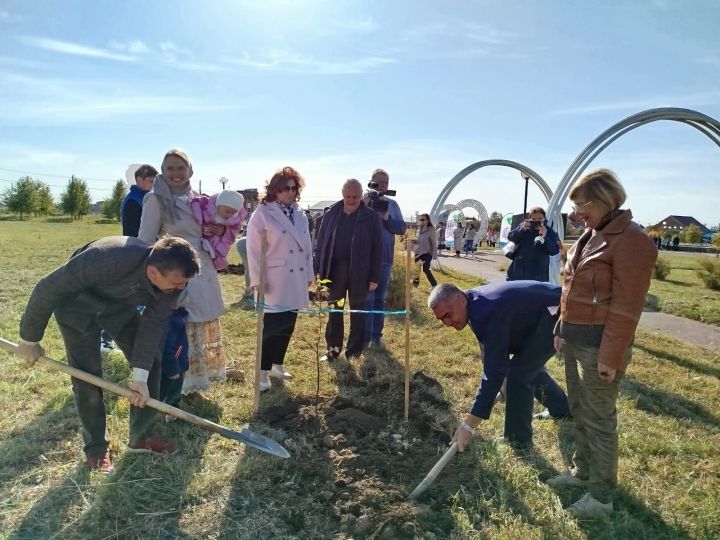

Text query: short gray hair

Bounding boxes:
[342,178,363,193]
[428,283,463,309]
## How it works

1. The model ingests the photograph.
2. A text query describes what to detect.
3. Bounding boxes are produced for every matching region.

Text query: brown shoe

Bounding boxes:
[86,451,114,474]
[127,436,178,456]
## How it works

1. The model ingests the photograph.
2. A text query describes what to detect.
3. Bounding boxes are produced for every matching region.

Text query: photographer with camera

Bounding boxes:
[506,206,560,282]
[363,168,407,347]
[506,206,569,422]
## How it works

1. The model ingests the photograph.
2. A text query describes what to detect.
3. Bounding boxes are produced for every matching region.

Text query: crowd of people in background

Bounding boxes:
[17,155,658,521]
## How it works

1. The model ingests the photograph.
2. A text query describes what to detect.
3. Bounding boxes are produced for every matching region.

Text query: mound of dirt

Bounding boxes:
[257,362,460,537]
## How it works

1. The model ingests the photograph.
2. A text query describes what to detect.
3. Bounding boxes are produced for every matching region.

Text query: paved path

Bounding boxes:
[435,250,720,351]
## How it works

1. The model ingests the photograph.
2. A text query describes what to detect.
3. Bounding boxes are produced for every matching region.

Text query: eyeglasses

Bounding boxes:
[280,184,298,193]
[571,200,592,213]
[418,218,426,222]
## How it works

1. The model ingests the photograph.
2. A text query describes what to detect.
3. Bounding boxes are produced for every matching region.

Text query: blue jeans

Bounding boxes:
[364,262,393,345]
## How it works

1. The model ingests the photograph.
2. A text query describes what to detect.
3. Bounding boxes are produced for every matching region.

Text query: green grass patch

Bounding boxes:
[648,252,720,326]
[0,218,718,538]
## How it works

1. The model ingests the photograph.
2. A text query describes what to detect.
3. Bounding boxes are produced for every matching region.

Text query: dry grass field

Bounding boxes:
[0,217,718,539]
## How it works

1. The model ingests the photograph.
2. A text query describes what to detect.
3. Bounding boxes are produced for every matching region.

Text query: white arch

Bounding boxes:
[430,159,553,223]
[547,107,720,239]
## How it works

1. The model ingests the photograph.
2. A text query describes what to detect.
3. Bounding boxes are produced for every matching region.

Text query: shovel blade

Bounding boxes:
[219,427,290,459]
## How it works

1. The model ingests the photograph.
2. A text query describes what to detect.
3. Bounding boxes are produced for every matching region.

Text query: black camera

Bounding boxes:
[531,220,542,230]
[366,181,397,214]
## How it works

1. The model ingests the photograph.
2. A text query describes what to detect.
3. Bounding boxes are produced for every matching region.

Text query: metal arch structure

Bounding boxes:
[454,199,490,243]
[547,107,720,240]
[429,159,554,224]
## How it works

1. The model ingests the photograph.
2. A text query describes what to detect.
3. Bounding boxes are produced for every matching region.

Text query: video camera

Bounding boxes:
[366,181,397,214]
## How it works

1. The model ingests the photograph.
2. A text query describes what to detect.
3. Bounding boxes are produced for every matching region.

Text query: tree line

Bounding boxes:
[1,176,127,221]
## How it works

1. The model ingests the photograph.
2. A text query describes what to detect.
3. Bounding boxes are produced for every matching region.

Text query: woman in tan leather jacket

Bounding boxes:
[546,169,657,519]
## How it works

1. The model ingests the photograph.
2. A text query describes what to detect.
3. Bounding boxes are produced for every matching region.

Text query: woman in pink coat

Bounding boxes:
[246,166,314,392]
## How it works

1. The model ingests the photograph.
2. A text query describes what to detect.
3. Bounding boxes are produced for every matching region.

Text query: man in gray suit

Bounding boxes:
[17,235,199,473]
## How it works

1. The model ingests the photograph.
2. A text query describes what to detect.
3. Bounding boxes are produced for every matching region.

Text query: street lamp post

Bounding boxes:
[520,172,531,218]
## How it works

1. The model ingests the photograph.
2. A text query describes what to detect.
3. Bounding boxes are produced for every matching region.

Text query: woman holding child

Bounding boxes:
[139,148,237,395]
[246,166,314,392]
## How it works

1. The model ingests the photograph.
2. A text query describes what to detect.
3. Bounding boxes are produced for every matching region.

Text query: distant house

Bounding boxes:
[651,215,709,234]
[307,200,337,216]
[238,189,259,214]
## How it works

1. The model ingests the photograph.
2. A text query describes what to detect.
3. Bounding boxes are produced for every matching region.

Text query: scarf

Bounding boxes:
[151,174,192,224]
[279,201,295,225]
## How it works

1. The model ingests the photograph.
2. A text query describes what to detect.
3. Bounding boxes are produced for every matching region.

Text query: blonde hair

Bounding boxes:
[161,148,193,177]
[569,168,626,213]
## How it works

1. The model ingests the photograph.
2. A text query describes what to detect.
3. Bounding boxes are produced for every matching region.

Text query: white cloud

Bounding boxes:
[109,39,150,54]
[0,72,236,124]
[224,50,395,74]
[21,36,137,62]
[0,143,77,166]
[547,92,720,116]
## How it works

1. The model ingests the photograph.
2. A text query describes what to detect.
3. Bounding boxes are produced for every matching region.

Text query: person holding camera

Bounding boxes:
[506,207,560,282]
[362,168,407,348]
[506,206,569,422]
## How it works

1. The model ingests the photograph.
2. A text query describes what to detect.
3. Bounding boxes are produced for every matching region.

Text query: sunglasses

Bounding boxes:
[571,200,592,213]
[279,184,298,193]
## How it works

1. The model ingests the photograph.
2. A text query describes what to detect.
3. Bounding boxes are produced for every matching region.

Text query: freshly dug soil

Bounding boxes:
[256,355,465,538]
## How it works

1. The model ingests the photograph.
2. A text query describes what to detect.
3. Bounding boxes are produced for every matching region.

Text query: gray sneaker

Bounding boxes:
[546,471,587,488]
[567,492,613,519]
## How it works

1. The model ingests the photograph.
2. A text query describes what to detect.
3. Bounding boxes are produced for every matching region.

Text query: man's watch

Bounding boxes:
[460,420,476,434]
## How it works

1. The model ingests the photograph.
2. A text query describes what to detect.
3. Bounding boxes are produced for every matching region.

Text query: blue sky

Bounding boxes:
[1,0,719,227]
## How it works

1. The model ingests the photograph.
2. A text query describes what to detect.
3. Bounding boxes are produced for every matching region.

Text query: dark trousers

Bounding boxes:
[415,253,437,287]
[504,313,557,444]
[57,315,161,459]
[261,311,298,370]
[326,262,367,358]
[159,373,184,408]
[533,368,570,417]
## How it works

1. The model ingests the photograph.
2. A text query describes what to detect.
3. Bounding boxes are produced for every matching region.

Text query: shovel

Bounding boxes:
[0,338,290,459]
[409,442,458,499]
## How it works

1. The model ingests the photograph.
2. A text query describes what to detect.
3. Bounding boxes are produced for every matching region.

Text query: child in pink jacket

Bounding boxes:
[190,189,247,270]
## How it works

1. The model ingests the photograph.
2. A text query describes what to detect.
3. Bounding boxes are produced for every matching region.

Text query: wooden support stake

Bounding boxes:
[253,230,268,412]
[404,236,412,421]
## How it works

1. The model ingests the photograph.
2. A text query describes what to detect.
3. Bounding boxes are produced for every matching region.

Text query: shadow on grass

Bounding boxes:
[56,396,222,539]
[44,217,74,223]
[621,376,719,429]
[0,394,76,485]
[564,487,693,539]
[634,343,720,379]
[7,464,90,539]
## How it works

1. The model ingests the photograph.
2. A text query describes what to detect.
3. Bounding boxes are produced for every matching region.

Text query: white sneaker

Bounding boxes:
[269,364,292,380]
[547,471,587,488]
[567,492,613,519]
[259,371,272,392]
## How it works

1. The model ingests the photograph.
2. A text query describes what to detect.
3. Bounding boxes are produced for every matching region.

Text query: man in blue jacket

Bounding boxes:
[428,281,563,450]
[121,164,158,237]
[363,169,406,347]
